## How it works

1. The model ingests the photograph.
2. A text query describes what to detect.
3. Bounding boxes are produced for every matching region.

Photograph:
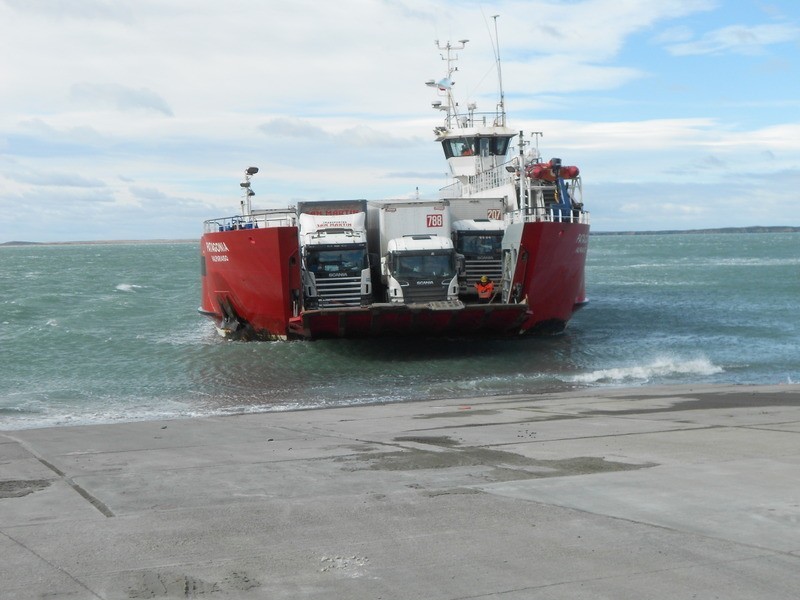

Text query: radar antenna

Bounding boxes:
[426,38,468,129]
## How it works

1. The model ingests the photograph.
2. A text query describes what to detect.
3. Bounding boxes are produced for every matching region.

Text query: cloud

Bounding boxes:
[259,118,327,139]
[17,118,106,145]
[588,177,797,231]
[258,118,416,148]
[504,59,645,96]
[2,0,133,22]
[1,0,799,240]
[384,171,444,180]
[70,83,174,116]
[130,185,168,200]
[653,25,695,44]
[666,24,800,56]
[9,170,105,188]
[504,0,717,61]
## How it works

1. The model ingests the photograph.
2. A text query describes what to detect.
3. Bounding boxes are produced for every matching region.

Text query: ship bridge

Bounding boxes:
[438,125,516,179]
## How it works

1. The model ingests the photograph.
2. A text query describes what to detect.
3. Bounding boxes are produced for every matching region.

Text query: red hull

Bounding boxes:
[512,220,589,333]
[200,227,301,340]
[200,220,588,340]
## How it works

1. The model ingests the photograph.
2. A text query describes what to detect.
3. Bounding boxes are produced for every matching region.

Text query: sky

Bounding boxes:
[1,0,799,242]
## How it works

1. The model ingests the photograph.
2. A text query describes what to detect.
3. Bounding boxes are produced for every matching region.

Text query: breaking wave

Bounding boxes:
[570,356,724,385]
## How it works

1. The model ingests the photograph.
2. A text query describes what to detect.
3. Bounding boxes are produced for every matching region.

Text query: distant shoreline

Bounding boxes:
[2,226,798,246]
[592,226,800,236]
[0,239,195,247]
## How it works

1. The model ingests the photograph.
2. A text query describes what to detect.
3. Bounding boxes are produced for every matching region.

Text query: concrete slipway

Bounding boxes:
[2,384,800,599]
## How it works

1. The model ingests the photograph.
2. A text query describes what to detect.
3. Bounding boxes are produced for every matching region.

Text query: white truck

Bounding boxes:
[448,197,506,296]
[367,200,462,305]
[297,200,373,309]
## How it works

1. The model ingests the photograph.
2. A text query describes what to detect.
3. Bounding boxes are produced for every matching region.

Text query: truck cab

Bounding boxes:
[451,219,505,295]
[298,208,372,309]
[383,234,461,304]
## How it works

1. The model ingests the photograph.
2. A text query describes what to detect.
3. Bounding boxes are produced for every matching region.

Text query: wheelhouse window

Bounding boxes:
[442,136,511,158]
[443,138,475,158]
[489,137,510,156]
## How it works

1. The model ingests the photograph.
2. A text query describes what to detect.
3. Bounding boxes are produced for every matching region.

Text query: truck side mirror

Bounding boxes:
[456,254,466,277]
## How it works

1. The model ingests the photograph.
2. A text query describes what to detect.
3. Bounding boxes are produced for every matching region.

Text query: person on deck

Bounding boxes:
[475,275,494,302]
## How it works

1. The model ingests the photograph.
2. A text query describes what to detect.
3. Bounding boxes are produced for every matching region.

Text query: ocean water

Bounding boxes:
[1,233,798,430]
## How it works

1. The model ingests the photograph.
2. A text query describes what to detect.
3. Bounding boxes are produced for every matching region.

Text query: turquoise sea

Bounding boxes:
[1,233,798,430]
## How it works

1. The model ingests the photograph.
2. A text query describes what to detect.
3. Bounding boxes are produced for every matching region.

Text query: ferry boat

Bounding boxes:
[199,36,589,340]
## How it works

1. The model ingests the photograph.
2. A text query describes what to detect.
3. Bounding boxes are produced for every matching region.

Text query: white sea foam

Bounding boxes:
[115,283,142,292]
[570,356,723,385]
[714,257,800,267]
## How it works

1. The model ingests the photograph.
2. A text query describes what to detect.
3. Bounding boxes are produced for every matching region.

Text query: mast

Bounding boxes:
[492,15,506,127]
[239,166,258,217]
[518,130,527,212]
[427,38,468,130]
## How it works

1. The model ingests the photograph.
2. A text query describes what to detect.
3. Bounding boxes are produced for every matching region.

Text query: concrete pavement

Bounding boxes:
[2,384,800,599]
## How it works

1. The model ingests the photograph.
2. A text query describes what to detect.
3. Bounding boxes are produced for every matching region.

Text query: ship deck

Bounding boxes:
[288,300,532,339]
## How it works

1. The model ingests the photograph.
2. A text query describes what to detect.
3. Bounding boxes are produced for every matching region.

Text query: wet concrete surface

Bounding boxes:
[2,383,800,599]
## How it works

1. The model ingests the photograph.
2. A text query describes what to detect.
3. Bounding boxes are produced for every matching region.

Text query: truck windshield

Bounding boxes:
[456,233,503,258]
[394,253,454,278]
[306,248,367,276]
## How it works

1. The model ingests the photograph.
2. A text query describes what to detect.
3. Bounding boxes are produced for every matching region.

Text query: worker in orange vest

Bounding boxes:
[475,275,494,302]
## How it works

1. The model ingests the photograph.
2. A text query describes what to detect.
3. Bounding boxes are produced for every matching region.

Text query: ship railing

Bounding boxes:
[507,207,591,225]
[439,181,462,199]
[440,163,516,198]
[444,109,506,131]
[203,211,297,234]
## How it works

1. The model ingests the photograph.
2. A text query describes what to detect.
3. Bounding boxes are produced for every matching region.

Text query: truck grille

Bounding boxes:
[463,259,503,288]
[316,276,363,307]
[403,284,450,303]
